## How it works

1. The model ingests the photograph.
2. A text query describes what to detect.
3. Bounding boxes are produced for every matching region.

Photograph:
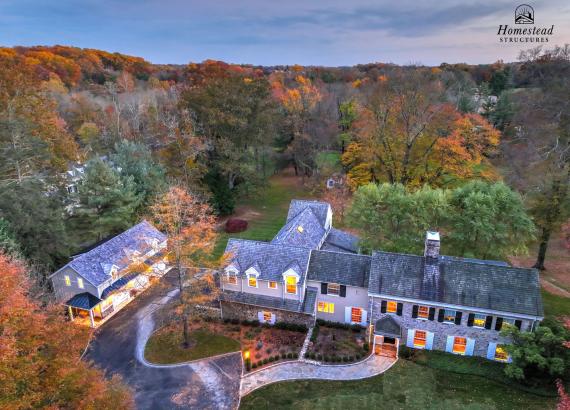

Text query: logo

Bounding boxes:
[496,4,553,44]
[515,4,534,24]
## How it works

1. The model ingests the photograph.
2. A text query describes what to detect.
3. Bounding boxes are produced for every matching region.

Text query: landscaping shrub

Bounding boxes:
[274,322,308,333]
[399,346,414,359]
[349,356,354,362]
[225,218,248,233]
[256,360,263,368]
[316,319,326,326]
[273,355,280,362]
[223,318,231,324]
[317,354,323,361]
[268,356,274,363]
[351,324,363,332]
[231,318,240,325]
[310,325,320,343]
[262,358,268,364]
[363,343,369,352]
[293,353,299,359]
[281,353,287,359]
[324,355,330,362]
[252,363,258,369]
[266,348,272,355]
[245,358,251,371]
[343,356,349,363]
[317,319,351,330]
[356,353,362,360]
[287,353,293,359]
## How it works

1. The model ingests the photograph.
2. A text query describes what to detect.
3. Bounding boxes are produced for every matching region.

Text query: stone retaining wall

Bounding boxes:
[221,300,315,327]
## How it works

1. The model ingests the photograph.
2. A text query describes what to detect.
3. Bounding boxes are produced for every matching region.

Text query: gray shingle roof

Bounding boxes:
[220,286,317,315]
[286,200,330,228]
[369,251,543,317]
[307,250,371,288]
[374,316,402,338]
[64,292,101,310]
[225,239,311,285]
[272,207,327,249]
[321,228,359,253]
[62,221,166,287]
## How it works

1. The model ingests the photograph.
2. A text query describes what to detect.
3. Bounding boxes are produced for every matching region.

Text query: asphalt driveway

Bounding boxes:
[85,279,242,409]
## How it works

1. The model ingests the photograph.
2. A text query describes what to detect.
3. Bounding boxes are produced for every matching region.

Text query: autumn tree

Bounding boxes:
[0,253,133,409]
[150,186,219,347]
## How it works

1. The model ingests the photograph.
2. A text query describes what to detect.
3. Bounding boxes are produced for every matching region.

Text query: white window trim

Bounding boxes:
[443,309,457,324]
[268,281,277,289]
[417,305,430,321]
[413,330,428,349]
[64,275,71,286]
[473,313,486,329]
[452,336,467,355]
[247,275,258,288]
[77,278,84,289]
[386,300,398,314]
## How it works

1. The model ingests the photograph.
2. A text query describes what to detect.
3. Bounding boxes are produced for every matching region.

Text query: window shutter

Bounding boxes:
[361,310,368,326]
[257,311,264,323]
[467,313,474,327]
[428,307,436,321]
[426,332,434,350]
[495,317,503,331]
[380,300,387,313]
[445,336,454,353]
[270,313,276,325]
[339,285,347,297]
[465,339,475,356]
[396,302,403,316]
[406,329,415,348]
[411,305,419,318]
[484,315,493,329]
[486,342,497,360]
[454,311,462,325]
[321,282,328,294]
[514,320,522,330]
[344,307,352,324]
[437,309,444,322]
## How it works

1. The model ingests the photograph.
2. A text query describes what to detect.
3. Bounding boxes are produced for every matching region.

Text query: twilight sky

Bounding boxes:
[1,0,569,66]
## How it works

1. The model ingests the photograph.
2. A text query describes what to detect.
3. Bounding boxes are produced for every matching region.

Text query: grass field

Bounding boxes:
[211,172,314,259]
[144,326,240,364]
[240,358,555,410]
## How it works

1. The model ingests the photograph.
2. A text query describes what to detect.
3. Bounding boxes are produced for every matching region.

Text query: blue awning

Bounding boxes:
[100,273,139,299]
[65,292,102,310]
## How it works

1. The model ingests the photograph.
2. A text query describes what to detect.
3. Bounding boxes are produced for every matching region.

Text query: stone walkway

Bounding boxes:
[240,354,397,396]
[299,326,314,359]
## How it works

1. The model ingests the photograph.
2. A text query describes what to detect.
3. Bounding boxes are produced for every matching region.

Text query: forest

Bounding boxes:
[0,44,569,408]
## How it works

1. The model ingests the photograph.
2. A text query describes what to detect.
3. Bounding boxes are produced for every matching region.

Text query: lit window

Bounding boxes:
[227,275,237,285]
[414,330,427,348]
[318,302,335,313]
[77,278,84,289]
[473,314,486,328]
[443,309,457,324]
[64,275,71,286]
[494,345,508,362]
[503,318,516,328]
[386,301,397,313]
[248,276,257,288]
[452,337,467,354]
[285,276,297,294]
[328,283,340,296]
[351,307,362,323]
[418,306,429,319]
[268,281,277,289]
[263,311,272,322]
[297,226,304,233]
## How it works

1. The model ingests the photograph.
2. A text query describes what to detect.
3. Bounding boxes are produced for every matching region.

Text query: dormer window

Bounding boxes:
[248,276,258,288]
[227,274,237,285]
[285,276,297,294]
[225,266,238,285]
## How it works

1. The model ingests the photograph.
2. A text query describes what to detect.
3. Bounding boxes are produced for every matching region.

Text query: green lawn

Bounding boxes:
[211,175,314,259]
[542,289,570,318]
[144,327,240,364]
[240,357,555,410]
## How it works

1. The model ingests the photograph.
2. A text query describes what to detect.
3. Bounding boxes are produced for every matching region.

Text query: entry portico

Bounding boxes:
[373,316,401,358]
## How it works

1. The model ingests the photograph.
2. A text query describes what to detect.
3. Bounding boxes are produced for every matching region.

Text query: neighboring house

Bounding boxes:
[220,199,543,362]
[50,220,169,328]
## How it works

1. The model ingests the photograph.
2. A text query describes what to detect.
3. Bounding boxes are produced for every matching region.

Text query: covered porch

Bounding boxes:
[373,316,401,358]
[65,292,104,328]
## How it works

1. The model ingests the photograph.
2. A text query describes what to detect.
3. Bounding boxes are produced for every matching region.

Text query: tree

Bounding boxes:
[150,187,219,348]
[111,139,166,206]
[502,319,569,383]
[447,180,535,259]
[0,179,70,273]
[0,217,20,257]
[74,158,141,242]
[347,181,534,259]
[0,253,133,409]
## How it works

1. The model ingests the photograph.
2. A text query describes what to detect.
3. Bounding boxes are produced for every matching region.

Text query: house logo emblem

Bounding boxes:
[515,4,534,24]
[497,4,553,44]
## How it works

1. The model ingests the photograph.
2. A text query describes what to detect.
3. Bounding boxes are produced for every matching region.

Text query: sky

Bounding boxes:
[1,0,569,66]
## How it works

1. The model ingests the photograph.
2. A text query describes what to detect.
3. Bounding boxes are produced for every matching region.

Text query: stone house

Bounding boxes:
[50,220,170,327]
[219,199,543,362]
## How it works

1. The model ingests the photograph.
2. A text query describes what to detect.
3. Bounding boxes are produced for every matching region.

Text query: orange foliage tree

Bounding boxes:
[150,186,220,347]
[0,253,133,409]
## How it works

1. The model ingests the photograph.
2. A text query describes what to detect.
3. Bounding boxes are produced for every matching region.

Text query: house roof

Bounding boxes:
[56,221,166,287]
[307,250,371,288]
[272,207,327,249]
[321,228,359,253]
[64,292,101,310]
[220,286,318,315]
[369,251,543,317]
[286,200,330,227]
[224,239,311,285]
[100,272,139,299]
[374,316,401,338]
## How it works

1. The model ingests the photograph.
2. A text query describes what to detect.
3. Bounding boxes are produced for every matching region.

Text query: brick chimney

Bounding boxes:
[421,231,441,300]
[424,231,440,259]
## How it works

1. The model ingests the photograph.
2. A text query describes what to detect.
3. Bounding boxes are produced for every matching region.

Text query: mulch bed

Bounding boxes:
[306,323,369,363]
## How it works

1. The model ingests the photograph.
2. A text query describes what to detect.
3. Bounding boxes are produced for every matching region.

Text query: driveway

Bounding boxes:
[85,279,242,409]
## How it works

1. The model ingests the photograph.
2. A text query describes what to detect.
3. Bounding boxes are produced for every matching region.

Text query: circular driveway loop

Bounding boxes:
[85,285,242,410]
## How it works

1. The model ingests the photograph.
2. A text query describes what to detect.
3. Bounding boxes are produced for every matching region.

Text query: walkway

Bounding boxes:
[240,354,397,396]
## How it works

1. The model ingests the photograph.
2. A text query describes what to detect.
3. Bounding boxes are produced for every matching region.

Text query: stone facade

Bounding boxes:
[370,297,532,358]
[220,300,315,328]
